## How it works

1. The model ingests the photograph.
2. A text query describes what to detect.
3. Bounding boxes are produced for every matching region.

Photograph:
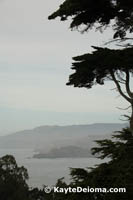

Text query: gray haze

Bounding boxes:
[0,0,129,135]
[0,123,127,186]
[0,123,127,152]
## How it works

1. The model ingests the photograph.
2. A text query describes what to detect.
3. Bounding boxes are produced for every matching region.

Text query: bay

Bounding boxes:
[0,148,104,188]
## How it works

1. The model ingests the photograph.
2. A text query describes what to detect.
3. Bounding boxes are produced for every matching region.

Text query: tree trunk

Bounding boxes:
[130,104,133,135]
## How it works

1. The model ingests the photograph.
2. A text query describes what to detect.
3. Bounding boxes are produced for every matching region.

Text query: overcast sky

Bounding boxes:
[0,0,128,135]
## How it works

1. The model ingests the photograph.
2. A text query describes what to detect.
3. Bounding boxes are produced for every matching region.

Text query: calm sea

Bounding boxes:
[0,148,105,188]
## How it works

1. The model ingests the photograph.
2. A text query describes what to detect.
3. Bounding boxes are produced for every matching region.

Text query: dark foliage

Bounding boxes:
[49,0,133,38]
[48,1,133,116]
[66,46,133,88]
[50,128,133,200]
[0,155,29,200]
[0,155,49,200]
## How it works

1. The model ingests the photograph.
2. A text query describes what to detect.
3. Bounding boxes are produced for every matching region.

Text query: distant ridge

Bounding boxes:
[8,123,127,136]
[0,123,127,150]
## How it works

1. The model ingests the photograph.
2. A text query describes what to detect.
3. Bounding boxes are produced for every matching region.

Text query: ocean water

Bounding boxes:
[0,148,105,188]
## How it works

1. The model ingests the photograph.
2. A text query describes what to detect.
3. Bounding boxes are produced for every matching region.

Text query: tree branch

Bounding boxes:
[104,37,133,46]
[125,70,133,98]
[110,70,132,103]
[116,105,131,110]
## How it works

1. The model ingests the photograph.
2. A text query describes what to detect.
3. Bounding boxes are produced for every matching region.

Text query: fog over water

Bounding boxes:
[0,148,104,187]
[0,123,126,187]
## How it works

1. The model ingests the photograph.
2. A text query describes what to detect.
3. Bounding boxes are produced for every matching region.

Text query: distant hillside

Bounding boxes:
[0,123,127,150]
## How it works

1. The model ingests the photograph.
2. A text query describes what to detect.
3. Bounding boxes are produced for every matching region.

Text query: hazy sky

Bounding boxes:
[0,0,128,135]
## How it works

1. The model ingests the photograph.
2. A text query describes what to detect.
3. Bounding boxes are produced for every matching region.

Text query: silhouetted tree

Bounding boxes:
[0,155,48,200]
[66,47,133,132]
[49,0,133,133]
[49,128,133,200]
[0,155,29,200]
[48,4,133,199]
[48,0,133,39]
